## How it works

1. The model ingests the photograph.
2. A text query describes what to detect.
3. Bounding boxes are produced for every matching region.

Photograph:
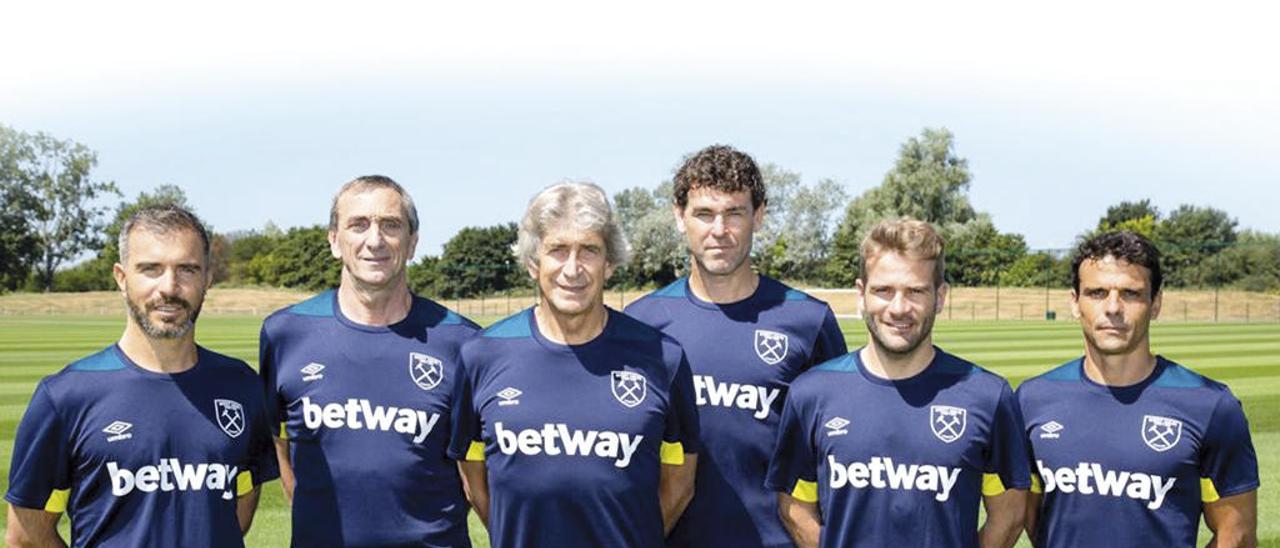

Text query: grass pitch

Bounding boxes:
[0,315,1276,546]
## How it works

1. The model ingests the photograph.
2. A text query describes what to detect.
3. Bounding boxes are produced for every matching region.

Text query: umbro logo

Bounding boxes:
[825,417,850,436]
[104,421,134,442]
[301,363,325,382]
[1040,421,1064,439]
[497,387,522,406]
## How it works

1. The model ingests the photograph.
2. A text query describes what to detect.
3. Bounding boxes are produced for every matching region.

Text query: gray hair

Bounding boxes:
[514,181,629,268]
[328,175,420,235]
[118,205,212,266]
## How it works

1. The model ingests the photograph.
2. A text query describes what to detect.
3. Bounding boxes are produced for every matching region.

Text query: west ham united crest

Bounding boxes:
[410,352,444,391]
[1142,415,1183,452]
[214,399,245,439]
[930,405,967,443]
[754,329,789,365]
[611,371,647,408]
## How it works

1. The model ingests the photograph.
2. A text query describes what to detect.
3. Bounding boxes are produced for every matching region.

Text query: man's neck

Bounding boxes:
[860,339,936,381]
[337,275,413,326]
[118,324,199,374]
[535,303,608,345]
[1082,343,1157,387]
[688,261,758,304]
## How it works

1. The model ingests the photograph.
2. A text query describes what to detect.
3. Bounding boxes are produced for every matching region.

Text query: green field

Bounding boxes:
[0,315,1276,546]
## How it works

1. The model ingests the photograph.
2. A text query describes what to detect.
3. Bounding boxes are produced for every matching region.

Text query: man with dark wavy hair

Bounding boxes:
[1018,231,1258,547]
[626,144,846,547]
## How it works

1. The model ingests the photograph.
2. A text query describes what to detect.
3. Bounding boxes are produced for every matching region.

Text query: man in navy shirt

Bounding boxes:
[6,206,278,547]
[449,181,701,548]
[626,144,846,547]
[767,218,1030,548]
[260,176,481,546]
[1018,231,1258,547]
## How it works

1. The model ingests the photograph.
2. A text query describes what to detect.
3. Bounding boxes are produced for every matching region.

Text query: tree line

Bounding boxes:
[3,124,1278,296]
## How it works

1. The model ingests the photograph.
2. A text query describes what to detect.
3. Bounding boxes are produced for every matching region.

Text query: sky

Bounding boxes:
[4,1,1277,259]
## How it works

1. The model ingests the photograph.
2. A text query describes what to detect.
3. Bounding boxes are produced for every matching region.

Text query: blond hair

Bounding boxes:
[859,218,946,286]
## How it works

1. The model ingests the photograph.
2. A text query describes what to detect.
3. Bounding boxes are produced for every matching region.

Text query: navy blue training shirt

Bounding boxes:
[448,307,701,548]
[1018,356,1259,547]
[260,289,481,547]
[625,276,846,547]
[6,345,278,547]
[766,347,1031,547]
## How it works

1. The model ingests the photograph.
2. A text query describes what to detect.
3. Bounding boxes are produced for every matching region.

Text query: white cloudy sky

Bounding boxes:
[4,1,1277,256]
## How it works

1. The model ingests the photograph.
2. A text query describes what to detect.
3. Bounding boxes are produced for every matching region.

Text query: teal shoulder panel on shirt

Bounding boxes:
[1040,359,1083,382]
[439,310,464,325]
[68,347,125,372]
[814,354,857,373]
[483,310,533,339]
[783,288,809,301]
[1151,358,1208,389]
[651,279,688,298]
[288,290,335,317]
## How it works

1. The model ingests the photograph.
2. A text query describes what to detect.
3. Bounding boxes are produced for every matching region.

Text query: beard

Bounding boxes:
[126,292,202,339]
[864,310,936,356]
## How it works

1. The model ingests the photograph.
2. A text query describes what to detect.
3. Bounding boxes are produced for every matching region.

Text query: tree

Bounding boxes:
[407,255,444,296]
[54,184,196,291]
[827,127,993,286]
[0,125,120,291]
[436,223,522,298]
[944,215,1028,286]
[0,179,39,291]
[266,226,341,291]
[1157,205,1237,287]
[613,182,685,287]
[1099,199,1160,230]
[1216,231,1280,292]
[754,165,847,281]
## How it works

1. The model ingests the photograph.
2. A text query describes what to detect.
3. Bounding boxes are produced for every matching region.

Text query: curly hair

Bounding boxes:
[672,144,766,210]
[1071,231,1163,295]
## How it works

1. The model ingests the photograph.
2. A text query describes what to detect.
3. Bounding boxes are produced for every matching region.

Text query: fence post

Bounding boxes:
[995,279,1001,321]
[1246,303,1250,323]
[1183,301,1188,322]
[1020,303,1025,321]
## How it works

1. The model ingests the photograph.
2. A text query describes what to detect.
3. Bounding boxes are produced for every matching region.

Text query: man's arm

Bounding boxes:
[1204,490,1257,548]
[979,488,1027,548]
[6,505,66,548]
[237,485,262,535]
[778,493,821,548]
[1024,491,1042,545]
[457,460,490,527]
[658,454,697,534]
[273,438,295,504]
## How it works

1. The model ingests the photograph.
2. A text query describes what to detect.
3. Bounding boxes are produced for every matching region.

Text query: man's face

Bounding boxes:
[113,228,210,339]
[1072,256,1162,357]
[329,187,418,289]
[856,251,946,356]
[528,223,614,319]
[675,188,764,277]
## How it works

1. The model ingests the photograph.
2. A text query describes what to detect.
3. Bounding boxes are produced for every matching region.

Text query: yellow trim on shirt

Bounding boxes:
[982,473,1006,496]
[278,422,289,440]
[660,442,685,465]
[790,479,819,503]
[466,441,486,462]
[1201,477,1221,503]
[43,489,70,513]
[237,471,255,496]
[1030,473,1043,494]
